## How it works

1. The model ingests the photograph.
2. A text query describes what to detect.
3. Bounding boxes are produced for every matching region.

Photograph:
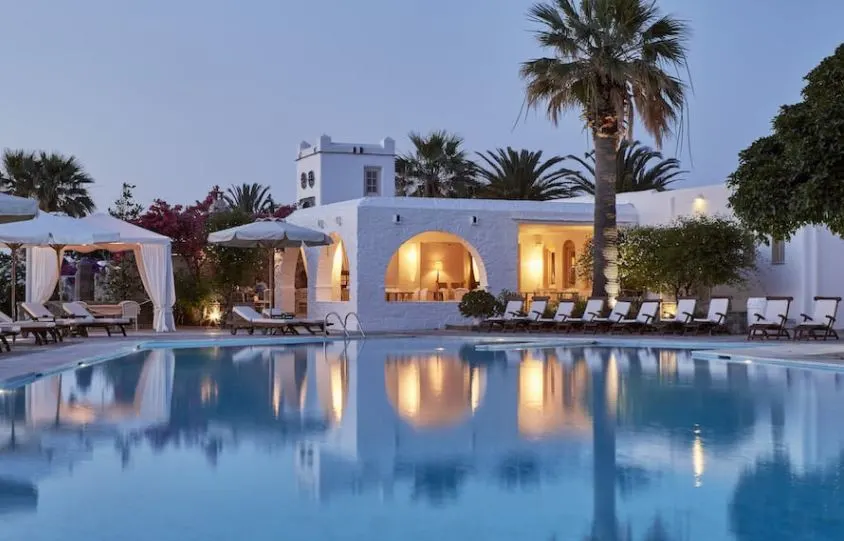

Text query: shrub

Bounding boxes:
[458,290,499,319]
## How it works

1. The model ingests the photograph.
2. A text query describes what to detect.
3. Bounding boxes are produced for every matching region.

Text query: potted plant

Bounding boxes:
[458,290,498,326]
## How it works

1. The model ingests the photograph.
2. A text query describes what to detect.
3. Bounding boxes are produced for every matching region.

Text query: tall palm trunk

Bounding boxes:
[591,135,619,300]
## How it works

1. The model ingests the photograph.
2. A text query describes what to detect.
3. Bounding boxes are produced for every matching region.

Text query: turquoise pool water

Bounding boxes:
[0,337,842,540]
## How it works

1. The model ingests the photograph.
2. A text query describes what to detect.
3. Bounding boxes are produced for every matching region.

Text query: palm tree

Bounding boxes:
[395,130,478,198]
[565,141,686,195]
[223,183,272,214]
[0,150,96,217]
[476,147,575,200]
[521,0,689,299]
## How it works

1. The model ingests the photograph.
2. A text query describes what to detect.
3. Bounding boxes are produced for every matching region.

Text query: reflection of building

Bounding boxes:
[25,349,175,434]
[294,341,592,501]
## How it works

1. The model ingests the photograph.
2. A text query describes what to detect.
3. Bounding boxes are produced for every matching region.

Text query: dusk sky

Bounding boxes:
[0,0,841,210]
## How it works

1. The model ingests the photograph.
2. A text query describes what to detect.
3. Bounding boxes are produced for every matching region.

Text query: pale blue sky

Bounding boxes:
[0,0,841,210]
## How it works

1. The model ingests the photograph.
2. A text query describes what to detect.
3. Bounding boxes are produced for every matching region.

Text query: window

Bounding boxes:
[298,197,315,209]
[771,239,785,265]
[300,173,307,189]
[364,167,380,195]
[307,171,315,188]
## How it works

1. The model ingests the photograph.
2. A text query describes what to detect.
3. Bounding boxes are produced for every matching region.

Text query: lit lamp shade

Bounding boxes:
[434,261,443,272]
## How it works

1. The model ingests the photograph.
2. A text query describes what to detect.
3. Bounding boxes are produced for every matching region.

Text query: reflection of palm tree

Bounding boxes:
[590,352,619,541]
[729,453,844,540]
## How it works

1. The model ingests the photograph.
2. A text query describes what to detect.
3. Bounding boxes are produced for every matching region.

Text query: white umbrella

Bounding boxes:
[0,193,38,224]
[208,218,331,308]
[0,212,120,318]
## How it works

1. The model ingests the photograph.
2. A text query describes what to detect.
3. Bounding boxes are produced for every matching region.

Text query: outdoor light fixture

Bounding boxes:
[693,195,707,215]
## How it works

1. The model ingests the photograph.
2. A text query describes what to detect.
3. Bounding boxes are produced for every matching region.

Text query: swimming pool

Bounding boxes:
[0,336,842,540]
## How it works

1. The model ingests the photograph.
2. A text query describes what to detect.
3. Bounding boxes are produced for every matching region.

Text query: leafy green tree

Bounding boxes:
[223,183,272,214]
[565,140,685,195]
[206,209,265,301]
[0,150,96,216]
[395,130,478,197]
[109,182,144,222]
[728,44,844,240]
[104,183,145,302]
[577,217,756,299]
[521,0,690,300]
[476,147,574,200]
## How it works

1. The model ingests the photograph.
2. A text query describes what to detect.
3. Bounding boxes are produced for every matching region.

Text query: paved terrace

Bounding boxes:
[1,328,843,384]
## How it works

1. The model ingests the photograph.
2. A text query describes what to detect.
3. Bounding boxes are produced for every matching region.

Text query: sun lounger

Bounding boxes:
[583,300,632,334]
[655,298,697,334]
[505,297,549,332]
[62,302,131,337]
[683,297,730,335]
[747,296,793,340]
[560,297,606,332]
[0,324,20,351]
[21,302,82,337]
[0,311,59,344]
[793,296,841,341]
[531,300,576,331]
[479,299,524,332]
[612,300,661,334]
[230,306,329,335]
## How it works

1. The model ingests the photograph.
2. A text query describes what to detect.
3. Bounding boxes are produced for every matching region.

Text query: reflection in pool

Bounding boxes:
[0,338,843,540]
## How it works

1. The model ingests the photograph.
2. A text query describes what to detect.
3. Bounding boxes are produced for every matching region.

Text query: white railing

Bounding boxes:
[323,311,366,339]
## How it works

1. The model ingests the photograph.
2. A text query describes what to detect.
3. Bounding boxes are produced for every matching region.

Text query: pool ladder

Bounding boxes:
[324,311,366,339]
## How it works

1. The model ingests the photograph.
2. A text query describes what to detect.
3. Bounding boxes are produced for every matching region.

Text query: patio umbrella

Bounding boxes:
[0,193,38,224]
[207,218,331,309]
[0,212,119,318]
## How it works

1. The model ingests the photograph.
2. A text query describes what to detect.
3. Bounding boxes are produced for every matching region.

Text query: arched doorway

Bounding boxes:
[384,231,488,302]
[294,249,308,316]
[315,233,350,302]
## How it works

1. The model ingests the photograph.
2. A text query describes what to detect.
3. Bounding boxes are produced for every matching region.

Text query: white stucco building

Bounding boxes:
[279,135,844,332]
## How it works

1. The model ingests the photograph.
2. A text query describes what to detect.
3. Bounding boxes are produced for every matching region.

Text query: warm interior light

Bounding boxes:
[434,260,443,272]
[692,431,705,487]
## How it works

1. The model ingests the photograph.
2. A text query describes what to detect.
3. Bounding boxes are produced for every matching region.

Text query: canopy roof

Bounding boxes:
[208,218,331,248]
[0,212,119,247]
[0,193,38,224]
[72,213,171,252]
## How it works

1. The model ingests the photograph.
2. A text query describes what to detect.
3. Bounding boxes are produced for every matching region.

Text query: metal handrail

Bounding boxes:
[344,312,366,338]
[324,312,346,337]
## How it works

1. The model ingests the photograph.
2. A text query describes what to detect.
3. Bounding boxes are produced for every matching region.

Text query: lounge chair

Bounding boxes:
[505,297,549,332]
[560,297,606,332]
[612,300,661,334]
[583,300,632,334]
[531,300,575,332]
[0,324,20,351]
[62,302,131,337]
[655,298,697,334]
[0,310,59,344]
[479,299,524,332]
[683,297,731,335]
[21,302,82,337]
[793,296,841,341]
[747,296,793,340]
[230,306,329,335]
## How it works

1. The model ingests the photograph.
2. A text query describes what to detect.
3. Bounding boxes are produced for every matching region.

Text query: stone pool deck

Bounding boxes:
[1,327,843,384]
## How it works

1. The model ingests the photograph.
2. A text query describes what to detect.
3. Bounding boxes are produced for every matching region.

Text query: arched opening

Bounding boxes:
[294,249,308,316]
[385,355,485,429]
[384,231,487,302]
[315,234,350,302]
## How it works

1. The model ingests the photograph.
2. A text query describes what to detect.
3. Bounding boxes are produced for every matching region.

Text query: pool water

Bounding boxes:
[0,337,843,540]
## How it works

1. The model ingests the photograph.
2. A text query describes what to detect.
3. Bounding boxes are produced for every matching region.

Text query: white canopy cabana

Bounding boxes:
[0,192,38,224]
[22,213,176,332]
